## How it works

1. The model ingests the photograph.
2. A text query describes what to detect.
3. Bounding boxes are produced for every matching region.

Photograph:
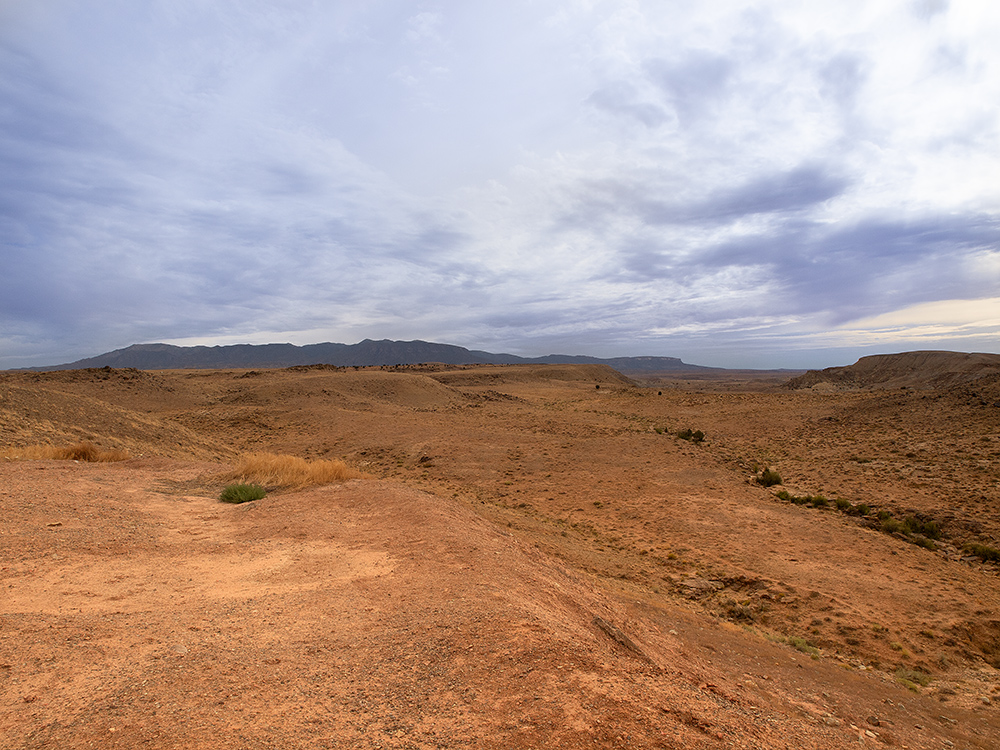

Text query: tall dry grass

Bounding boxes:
[0,441,130,462]
[222,452,361,489]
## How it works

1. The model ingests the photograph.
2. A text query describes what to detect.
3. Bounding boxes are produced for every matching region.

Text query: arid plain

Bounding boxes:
[2,354,999,749]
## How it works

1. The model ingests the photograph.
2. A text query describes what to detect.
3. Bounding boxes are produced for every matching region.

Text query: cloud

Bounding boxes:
[1,1,999,369]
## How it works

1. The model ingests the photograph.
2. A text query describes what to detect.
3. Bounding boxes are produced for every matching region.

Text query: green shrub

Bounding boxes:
[220,483,267,504]
[881,517,905,535]
[810,495,829,508]
[757,468,782,487]
[787,636,820,658]
[835,497,852,511]
[963,542,1000,563]
[895,667,931,691]
[903,516,940,540]
[911,535,937,550]
[676,428,705,444]
[776,490,791,501]
[853,503,871,516]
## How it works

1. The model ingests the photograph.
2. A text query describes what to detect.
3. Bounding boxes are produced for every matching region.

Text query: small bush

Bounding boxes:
[787,636,820,658]
[881,518,906,535]
[963,542,1000,563]
[220,483,267,504]
[776,490,791,501]
[895,667,931,691]
[810,495,829,508]
[835,497,852,511]
[853,503,871,516]
[676,428,705,444]
[903,516,940,540]
[757,468,782,487]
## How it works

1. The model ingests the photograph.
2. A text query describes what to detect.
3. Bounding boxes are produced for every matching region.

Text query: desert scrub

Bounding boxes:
[220,483,267,504]
[676,428,705,444]
[0,441,130,462]
[756,468,782,487]
[787,636,820,658]
[222,452,361,489]
[962,542,1000,563]
[895,668,931,692]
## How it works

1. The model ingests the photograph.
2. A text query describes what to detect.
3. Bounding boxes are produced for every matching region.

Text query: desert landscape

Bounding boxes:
[2,352,1000,749]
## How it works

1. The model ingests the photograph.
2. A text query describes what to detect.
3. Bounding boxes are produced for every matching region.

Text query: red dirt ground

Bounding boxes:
[2,363,998,749]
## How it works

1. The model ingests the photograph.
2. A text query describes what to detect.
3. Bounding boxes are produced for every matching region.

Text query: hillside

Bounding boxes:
[786,350,1000,393]
[2,362,999,748]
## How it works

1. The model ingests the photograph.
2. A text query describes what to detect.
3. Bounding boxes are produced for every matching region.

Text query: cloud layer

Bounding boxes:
[2,0,998,368]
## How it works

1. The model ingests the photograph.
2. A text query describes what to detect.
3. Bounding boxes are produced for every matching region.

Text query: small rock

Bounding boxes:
[865,730,876,738]
[981,696,991,705]
[866,716,880,727]
[822,715,841,727]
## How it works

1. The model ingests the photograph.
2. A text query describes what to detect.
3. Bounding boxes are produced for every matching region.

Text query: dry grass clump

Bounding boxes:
[223,452,361,489]
[1,441,130,462]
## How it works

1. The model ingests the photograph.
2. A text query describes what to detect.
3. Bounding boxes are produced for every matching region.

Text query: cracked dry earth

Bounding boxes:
[1,364,999,749]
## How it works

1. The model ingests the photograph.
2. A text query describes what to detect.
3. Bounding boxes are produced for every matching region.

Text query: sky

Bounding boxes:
[2,0,999,370]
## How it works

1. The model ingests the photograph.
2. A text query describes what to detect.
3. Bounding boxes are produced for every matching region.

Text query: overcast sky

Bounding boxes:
[2,0,998,369]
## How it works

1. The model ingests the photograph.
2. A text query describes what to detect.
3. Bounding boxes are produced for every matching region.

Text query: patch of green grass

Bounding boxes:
[220,483,267,504]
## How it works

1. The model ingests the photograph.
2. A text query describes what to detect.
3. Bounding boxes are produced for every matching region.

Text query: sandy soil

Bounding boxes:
[2,363,999,749]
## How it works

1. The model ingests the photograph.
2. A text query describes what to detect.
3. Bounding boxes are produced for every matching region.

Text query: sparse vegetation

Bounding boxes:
[895,667,931,692]
[1,441,130,462]
[222,452,361,489]
[220,483,267,504]
[756,468,782,487]
[676,428,705,444]
[771,484,946,552]
[787,636,820,658]
[962,542,1000,563]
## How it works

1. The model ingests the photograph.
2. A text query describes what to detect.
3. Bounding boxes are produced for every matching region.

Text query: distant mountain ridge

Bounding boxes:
[21,339,720,374]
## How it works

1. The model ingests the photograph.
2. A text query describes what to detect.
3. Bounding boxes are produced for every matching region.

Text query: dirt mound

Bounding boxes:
[786,350,1000,391]
[6,459,993,749]
[0,380,223,460]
